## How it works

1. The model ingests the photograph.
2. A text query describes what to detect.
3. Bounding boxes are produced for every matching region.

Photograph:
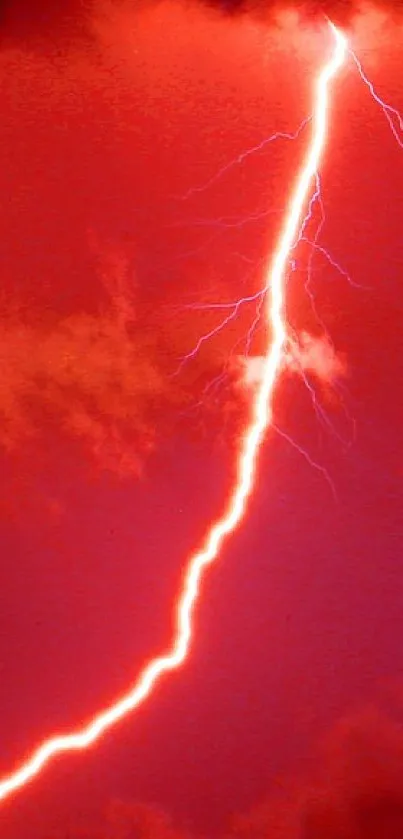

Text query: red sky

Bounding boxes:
[0,1,402,836]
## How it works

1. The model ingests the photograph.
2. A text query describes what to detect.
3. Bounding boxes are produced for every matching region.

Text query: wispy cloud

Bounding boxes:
[236,330,346,393]
[0,298,165,474]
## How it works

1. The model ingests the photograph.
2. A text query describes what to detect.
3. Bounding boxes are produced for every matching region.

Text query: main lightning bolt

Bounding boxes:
[0,22,347,803]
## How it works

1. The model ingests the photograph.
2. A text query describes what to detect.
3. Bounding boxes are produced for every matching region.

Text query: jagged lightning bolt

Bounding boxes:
[0,22,347,804]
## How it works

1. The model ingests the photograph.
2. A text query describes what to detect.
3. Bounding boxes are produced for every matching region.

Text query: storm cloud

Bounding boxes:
[199,0,403,24]
[1,0,402,42]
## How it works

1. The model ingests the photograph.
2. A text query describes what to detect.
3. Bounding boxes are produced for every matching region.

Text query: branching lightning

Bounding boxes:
[0,23,347,803]
[350,48,403,148]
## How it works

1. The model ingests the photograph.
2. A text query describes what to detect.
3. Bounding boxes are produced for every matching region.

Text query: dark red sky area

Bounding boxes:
[0,1,402,836]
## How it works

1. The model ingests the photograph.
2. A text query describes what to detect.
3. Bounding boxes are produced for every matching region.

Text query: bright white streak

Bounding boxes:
[0,22,347,804]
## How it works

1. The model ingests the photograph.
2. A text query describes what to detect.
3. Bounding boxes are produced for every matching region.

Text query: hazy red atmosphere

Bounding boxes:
[0,0,402,836]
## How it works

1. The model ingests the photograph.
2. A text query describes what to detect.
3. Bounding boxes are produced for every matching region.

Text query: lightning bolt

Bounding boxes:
[0,22,347,804]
